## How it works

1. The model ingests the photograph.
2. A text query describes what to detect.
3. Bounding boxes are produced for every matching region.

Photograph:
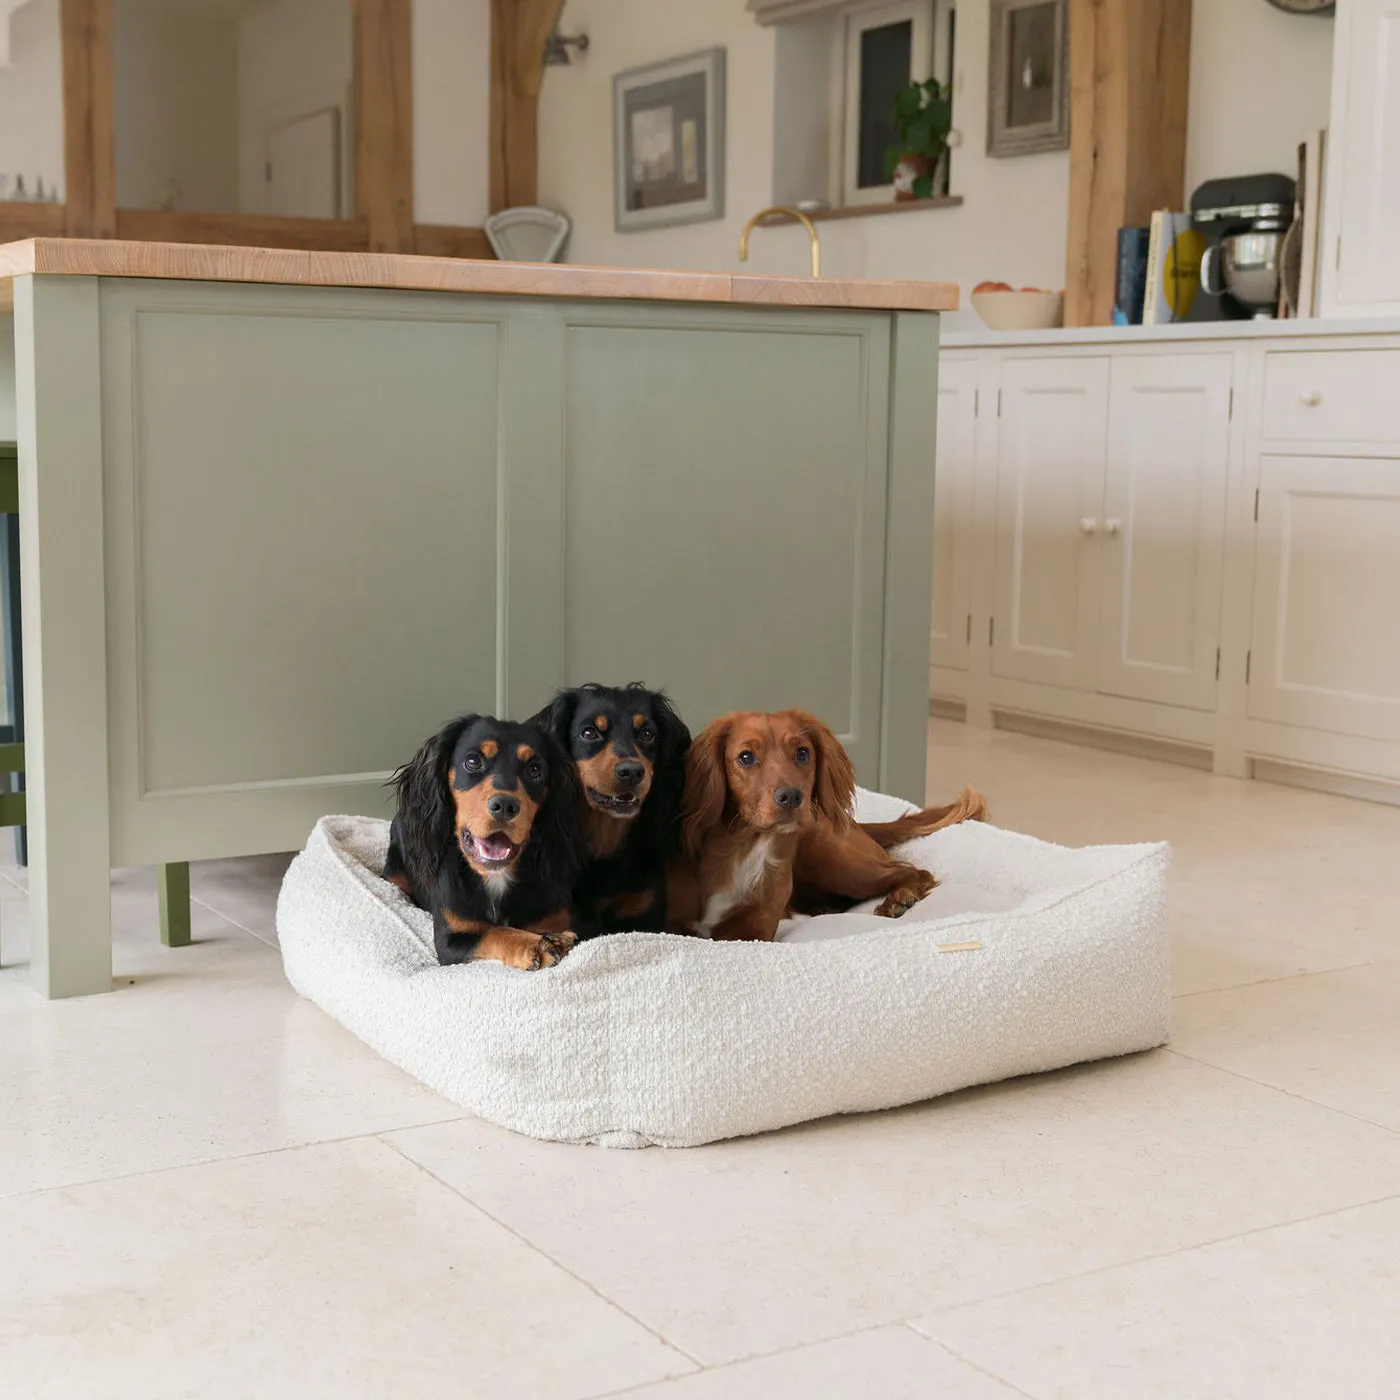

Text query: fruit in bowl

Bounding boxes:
[970,283,1065,331]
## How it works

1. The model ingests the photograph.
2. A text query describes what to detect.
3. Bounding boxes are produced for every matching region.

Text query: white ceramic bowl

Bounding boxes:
[970,289,1064,331]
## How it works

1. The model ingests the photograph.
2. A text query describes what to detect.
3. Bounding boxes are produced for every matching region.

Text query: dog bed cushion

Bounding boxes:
[277,790,1170,1148]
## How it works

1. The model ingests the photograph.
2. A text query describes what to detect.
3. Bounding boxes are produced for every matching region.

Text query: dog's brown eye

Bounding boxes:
[580,725,601,743]
[639,725,656,744]
[526,760,544,782]
[795,746,811,764]
[464,752,483,772]
[737,750,757,767]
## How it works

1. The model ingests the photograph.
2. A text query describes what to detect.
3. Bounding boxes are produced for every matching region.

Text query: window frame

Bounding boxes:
[839,0,934,207]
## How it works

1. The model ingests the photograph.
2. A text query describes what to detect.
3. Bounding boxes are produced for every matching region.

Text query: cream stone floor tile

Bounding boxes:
[385,1051,1400,1366]
[605,1325,1029,1400]
[913,1194,1400,1400]
[0,1136,691,1400]
[191,852,295,944]
[0,892,457,1197]
[1173,960,1400,1130]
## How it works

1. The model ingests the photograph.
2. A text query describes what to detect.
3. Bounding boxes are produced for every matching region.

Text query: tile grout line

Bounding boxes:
[189,892,280,949]
[1170,956,1389,1002]
[898,1323,1044,1400]
[1164,1046,1400,1136]
[901,1186,1400,1328]
[0,1114,477,1204]
[579,1321,910,1400]
[374,1132,705,1375]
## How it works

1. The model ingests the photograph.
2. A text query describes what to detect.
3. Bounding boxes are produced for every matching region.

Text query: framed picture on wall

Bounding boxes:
[613,47,726,231]
[987,0,1069,157]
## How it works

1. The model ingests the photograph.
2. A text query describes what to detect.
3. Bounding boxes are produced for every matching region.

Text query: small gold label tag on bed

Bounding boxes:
[937,940,983,954]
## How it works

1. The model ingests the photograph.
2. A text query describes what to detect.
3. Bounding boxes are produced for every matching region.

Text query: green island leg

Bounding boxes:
[158,862,191,947]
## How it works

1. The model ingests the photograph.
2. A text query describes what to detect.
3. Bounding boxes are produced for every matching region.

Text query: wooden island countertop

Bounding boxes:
[0,238,958,314]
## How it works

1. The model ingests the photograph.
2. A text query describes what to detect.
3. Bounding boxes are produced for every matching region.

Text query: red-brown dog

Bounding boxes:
[667,709,986,942]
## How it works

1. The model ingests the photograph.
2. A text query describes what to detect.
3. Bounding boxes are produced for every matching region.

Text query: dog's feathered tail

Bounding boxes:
[859,784,987,849]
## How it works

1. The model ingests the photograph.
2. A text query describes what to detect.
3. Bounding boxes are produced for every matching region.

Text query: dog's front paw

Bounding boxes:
[532,930,577,969]
[874,869,938,918]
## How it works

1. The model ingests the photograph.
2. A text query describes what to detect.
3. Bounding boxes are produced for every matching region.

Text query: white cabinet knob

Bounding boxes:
[1104,518,1121,535]
[1301,390,1323,406]
[1079,517,1099,535]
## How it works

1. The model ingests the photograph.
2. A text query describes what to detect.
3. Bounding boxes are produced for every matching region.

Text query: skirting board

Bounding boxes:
[929,695,967,721]
[1250,757,1400,810]
[991,708,1215,771]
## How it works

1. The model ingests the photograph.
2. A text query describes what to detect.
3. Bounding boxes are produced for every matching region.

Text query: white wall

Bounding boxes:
[0,0,64,202]
[1186,0,1334,194]
[113,1,240,212]
[413,0,490,226]
[535,0,1335,326]
[238,0,352,214]
[537,0,1068,327]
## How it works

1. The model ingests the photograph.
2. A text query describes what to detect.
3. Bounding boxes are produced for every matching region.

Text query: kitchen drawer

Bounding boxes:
[1261,348,1400,444]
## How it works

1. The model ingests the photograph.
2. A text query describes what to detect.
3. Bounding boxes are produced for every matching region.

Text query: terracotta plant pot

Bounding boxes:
[892,153,929,201]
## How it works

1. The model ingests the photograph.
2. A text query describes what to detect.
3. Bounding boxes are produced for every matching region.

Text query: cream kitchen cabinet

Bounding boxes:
[1097,354,1233,711]
[933,319,1400,802]
[983,351,1232,711]
[1321,0,1400,316]
[991,356,1109,691]
[928,356,979,673]
[1248,454,1400,745]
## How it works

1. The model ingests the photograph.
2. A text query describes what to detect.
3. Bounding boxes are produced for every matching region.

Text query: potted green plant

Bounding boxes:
[884,78,953,201]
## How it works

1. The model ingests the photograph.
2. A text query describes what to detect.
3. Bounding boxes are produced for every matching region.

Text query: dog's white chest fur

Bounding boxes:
[482,870,514,918]
[698,837,777,935]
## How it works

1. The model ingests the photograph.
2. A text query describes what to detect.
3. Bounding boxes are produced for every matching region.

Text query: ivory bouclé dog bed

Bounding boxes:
[277,789,1171,1147]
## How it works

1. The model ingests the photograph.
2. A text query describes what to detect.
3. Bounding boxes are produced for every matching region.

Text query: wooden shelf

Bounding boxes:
[758,196,964,227]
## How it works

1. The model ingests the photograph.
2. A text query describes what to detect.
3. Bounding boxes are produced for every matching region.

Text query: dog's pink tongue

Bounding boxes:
[479,833,513,859]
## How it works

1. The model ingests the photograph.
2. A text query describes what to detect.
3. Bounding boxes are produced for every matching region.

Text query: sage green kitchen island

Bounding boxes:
[0,238,955,997]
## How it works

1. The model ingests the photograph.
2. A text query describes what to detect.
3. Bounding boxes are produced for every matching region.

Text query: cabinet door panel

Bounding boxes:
[929,357,977,672]
[1098,354,1232,710]
[1324,0,1400,313]
[992,357,1109,689]
[559,309,892,782]
[1248,455,1400,743]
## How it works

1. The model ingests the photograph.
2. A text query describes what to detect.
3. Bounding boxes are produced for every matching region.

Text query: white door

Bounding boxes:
[265,107,341,219]
[991,356,1110,689]
[1097,354,1233,710]
[929,357,978,673]
[1321,0,1400,314]
[1247,454,1400,743]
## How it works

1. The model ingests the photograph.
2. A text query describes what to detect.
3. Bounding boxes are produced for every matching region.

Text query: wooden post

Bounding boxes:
[354,0,414,253]
[60,0,115,239]
[489,0,564,213]
[1064,0,1192,328]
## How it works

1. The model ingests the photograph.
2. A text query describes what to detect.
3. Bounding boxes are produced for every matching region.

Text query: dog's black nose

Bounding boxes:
[615,760,646,788]
[486,793,520,823]
[774,786,804,811]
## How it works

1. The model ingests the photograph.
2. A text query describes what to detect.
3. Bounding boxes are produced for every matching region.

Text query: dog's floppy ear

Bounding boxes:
[529,724,588,890]
[644,688,692,836]
[791,710,855,832]
[392,714,477,885]
[681,716,730,859]
[528,689,577,746]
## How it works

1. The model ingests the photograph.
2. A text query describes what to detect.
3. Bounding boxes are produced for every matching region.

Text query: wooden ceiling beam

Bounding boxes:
[1064,0,1192,327]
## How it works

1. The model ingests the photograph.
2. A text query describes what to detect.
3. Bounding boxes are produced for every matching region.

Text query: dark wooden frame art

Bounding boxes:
[986,0,1070,158]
